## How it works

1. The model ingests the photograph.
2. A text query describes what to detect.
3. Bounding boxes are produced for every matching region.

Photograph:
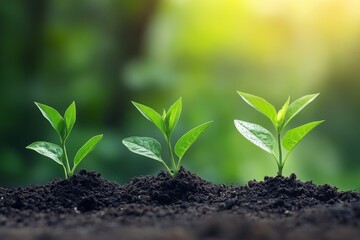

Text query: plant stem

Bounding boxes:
[61,165,67,179]
[277,132,283,176]
[161,161,173,177]
[61,142,71,178]
[166,137,177,176]
[176,157,182,171]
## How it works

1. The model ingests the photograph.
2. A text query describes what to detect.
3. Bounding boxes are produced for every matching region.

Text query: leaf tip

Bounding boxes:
[205,120,214,126]
[237,91,245,97]
[34,101,42,108]
[95,134,104,140]
[131,101,140,109]
[310,93,320,99]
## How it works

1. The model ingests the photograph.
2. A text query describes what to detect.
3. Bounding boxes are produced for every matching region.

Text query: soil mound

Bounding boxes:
[121,167,225,204]
[221,173,360,215]
[0,170,123,213]
[1,168,360,240]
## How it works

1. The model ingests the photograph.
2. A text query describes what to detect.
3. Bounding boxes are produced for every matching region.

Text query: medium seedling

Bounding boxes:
[234,92,324,176]
[122,98,212,176]
[27,102,103,179]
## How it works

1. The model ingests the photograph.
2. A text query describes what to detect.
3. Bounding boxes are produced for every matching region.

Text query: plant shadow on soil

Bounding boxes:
[0,167,360,240]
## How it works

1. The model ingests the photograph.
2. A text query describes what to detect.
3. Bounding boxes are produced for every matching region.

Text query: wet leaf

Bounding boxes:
[123,136,163,162]
[234,120,275,154]
[26,141,63,165]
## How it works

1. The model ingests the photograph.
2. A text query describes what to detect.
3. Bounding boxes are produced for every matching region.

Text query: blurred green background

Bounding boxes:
[1,0,360,190]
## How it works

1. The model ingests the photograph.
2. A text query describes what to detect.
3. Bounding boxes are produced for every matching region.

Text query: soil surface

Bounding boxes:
[0,167,360,240]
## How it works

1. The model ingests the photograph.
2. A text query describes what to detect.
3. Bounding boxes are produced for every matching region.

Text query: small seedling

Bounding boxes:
[122,98,212,176]
[26,102,103,179]
[234,92,324,176]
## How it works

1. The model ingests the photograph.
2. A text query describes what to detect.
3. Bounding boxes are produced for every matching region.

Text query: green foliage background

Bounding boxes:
[1,0,360,190]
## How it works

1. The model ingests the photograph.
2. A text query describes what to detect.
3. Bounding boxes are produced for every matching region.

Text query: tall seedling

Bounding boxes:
[123,98,212,176]
[27,102,103,178]
[234,92,324,176]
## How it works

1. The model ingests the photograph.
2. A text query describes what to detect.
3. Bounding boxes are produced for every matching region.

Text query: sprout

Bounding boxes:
[27,102,103,178]
[235,92,324,176]
[123,98,212,176]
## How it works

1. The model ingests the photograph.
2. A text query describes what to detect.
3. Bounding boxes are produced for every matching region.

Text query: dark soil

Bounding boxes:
[1,167,360,240]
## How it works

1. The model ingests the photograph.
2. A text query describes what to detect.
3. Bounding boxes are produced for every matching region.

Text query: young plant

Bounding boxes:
[26,102,103,179]
[234,92,324,176]
[122,97,212,176]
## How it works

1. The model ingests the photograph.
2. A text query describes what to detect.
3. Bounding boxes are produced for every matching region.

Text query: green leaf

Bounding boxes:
[74,134,103,166]
[122,136,163,162]
[237,92,277,126]
[175,121,212,159]
[282,121,324,153]
[162,109,167,120]
[234,120,275,154]
[64,101,76,139]
[132,101,166,135]
[283,94,319,129]
[26,141,63,165]
[35,102,66,140]
[165,97,182,135]
[276,97,290,130]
